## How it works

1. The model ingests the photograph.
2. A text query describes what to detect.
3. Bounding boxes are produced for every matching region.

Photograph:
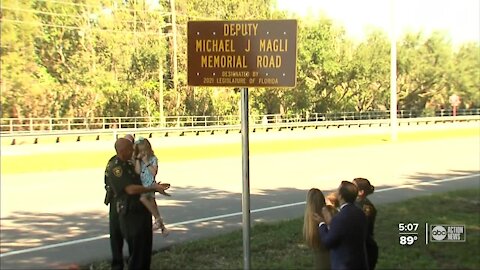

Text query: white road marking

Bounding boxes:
[1,173,478,258]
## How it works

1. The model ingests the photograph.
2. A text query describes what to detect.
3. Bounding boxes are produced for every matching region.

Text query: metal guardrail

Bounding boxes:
[2,109,479,134]
[1,115,479,146]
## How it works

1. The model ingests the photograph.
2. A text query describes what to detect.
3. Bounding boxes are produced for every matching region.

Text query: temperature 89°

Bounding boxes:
[399,235,418,246]
[398,223,419,232]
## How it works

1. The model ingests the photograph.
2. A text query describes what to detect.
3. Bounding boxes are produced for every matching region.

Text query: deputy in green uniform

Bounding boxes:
[105,154,124,270]
[105,138,170,270]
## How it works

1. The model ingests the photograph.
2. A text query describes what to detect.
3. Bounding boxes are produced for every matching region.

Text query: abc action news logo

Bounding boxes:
[429,224,466,242]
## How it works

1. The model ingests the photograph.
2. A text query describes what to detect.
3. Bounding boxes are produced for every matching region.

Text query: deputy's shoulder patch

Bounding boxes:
[113,166,123,177]
[363,204,374,217]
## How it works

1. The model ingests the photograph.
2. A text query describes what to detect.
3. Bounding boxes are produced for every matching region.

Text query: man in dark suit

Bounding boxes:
[314,181,369,270]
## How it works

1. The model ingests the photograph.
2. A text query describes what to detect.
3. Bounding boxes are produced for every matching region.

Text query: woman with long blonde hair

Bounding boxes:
[303,188,331,269]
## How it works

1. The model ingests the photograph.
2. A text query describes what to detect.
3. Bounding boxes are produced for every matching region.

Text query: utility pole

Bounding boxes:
[133,0,137,48]
[390,0,398,141]
[170,0,179,114]
[159,51,164,127]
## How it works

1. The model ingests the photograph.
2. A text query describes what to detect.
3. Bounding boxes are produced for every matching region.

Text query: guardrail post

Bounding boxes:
[49,118,53,132]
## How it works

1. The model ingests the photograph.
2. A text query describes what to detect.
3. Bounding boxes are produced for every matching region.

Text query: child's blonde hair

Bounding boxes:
[134,137,154,159]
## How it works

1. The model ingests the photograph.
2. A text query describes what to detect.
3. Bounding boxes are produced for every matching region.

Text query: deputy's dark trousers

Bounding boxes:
[120,206,153,270]
[367,240,379,270]
[109,201,124,270]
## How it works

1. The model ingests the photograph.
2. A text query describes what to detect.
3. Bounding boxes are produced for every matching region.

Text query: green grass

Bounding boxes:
[1,127,478,175]
[375,188,480,269]
[87,188,480,270]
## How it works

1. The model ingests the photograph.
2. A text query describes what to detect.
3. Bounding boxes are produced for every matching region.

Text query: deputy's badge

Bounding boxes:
[113,166,123,177]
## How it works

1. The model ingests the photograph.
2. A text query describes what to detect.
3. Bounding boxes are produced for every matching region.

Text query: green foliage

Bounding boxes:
[350,30,390,111]
[1,0,478,118]
[397,31,455,111]
[451,43,480,109]
[0,0,55,118]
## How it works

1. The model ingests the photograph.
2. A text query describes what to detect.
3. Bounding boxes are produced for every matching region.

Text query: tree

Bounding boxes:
[451,43,480,109]
[1,1,478,120]
[397,31,454,112]
[1,0,54,119]
[293,16,350,114]
[349,30,390,112]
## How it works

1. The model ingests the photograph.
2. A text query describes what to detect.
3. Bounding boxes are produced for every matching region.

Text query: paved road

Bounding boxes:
[1,125,479,269]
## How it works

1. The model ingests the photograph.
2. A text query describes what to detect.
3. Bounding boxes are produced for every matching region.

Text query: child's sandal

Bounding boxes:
[161,226,170,237]
[153,218,162,231]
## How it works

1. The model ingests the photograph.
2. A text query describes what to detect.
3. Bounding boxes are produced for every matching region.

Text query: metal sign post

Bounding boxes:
[240,87,251,269]
[187,20,297,270]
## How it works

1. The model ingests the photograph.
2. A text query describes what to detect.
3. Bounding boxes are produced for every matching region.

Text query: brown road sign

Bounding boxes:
[187,20,297,88]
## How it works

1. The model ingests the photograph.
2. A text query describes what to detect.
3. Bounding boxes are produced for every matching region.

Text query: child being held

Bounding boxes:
[134,137,169,235]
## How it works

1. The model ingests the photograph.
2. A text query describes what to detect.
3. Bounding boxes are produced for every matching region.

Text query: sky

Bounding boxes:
[276,0,480,46]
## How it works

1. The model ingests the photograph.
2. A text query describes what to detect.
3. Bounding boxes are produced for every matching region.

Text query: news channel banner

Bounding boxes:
[398,223,466,246]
